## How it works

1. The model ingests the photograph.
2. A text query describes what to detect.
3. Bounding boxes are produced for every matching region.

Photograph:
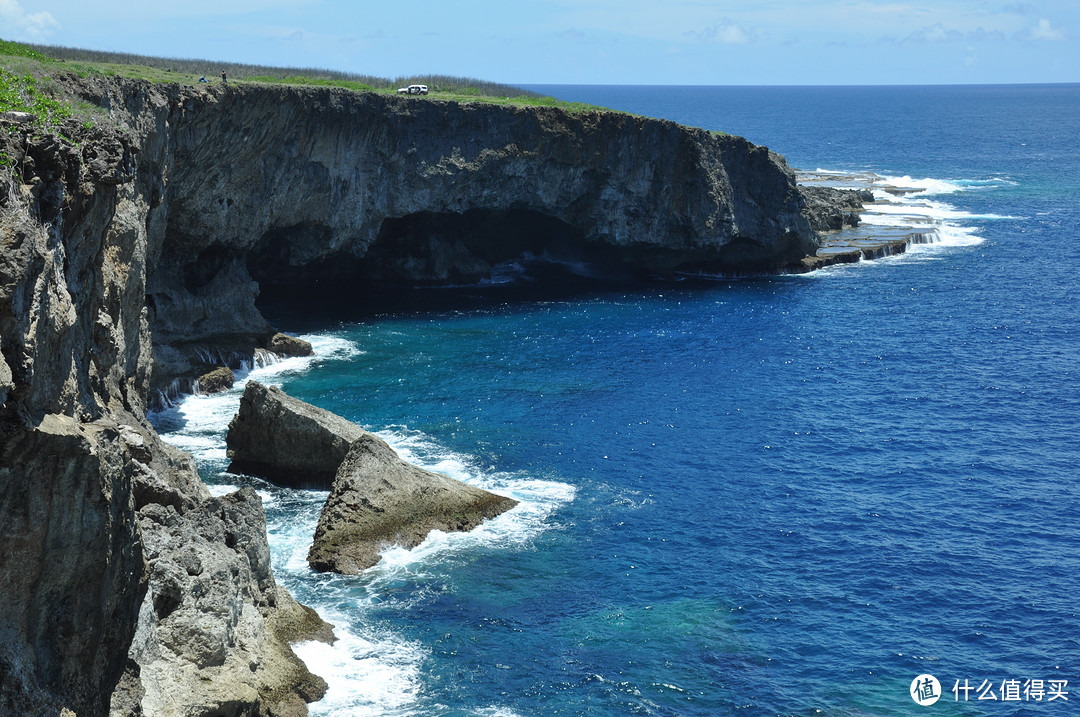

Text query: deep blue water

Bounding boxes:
[155,85,1080,716]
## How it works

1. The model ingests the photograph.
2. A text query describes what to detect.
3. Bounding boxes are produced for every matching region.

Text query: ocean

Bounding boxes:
[150,84,1080,716]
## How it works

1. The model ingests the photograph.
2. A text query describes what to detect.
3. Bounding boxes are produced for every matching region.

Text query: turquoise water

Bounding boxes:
[153,85,1080,715]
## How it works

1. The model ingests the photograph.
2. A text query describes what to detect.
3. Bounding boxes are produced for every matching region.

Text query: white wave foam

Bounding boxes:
[797,168,1004,273]
[876,174,965,196]
[364,426,577,580]
[295,621,425,717]
[150,333,362,464]
[247,334,362,384]
[862,196,1016,223]
[280,432,573,717]
[151,337,577,717]
[911,224,985,249]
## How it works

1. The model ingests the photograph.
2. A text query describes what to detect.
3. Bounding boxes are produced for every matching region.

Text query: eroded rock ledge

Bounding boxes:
[226,381,519,574]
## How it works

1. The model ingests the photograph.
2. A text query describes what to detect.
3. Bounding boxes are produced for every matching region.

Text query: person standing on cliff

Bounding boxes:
[221,70,227,84]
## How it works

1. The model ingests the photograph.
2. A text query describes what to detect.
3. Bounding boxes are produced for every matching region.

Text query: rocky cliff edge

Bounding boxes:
[1,77,856,715]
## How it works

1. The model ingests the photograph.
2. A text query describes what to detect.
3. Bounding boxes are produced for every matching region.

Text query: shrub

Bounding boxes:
[0,68,73,127]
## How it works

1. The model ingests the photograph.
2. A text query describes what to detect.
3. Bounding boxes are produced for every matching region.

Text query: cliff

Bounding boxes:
[62,78,821,382]
[1,76,852,715]
[0,107,330,716]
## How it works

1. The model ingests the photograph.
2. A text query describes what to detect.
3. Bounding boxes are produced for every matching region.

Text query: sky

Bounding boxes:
[3,0,1077,85]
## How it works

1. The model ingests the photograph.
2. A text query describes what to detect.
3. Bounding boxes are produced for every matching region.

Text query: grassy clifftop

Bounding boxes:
[0,39,605,114]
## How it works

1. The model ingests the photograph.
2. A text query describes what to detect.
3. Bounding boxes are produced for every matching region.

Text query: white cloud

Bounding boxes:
[896,21,1006,45]
[0,0,61,41]
[1024,18,1066,41]
[904,22,964,43]
[693,17,755,44]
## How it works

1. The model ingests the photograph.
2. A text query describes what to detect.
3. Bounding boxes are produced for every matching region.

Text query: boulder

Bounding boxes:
[268,332,314,357]
[0,110,35,124]
[308,432,519,574]
[226,381,365,488]
[197,365,235,394]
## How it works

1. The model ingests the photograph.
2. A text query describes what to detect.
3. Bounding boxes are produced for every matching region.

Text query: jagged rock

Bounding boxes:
[309,432,519,574]
[800,186,874,232]
[268,332,313,357]
[0,110,34,124]
[197,365,235,394]
[126,488,332,717]
[0,416,146,717]
[2,122,330,716]
[226,381,366,488]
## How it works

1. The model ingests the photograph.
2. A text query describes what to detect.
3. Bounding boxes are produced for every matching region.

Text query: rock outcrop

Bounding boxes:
[0,416,146,717]
[800,186,875,232]
[1,118,330,716]
[309,432,519,574]
[52,77,826,369]
[226,381,366,488]
[197,365,236,394]
[222,381,518,573]
[268,332,314,358]
[120,488,331,717]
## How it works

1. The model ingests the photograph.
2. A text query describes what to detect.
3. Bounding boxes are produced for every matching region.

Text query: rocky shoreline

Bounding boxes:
[1,76,870,715]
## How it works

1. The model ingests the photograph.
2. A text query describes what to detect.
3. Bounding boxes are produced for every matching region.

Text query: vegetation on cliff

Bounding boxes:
[5,39,607,113]
[0,68,73,126]
[0,41,73,131]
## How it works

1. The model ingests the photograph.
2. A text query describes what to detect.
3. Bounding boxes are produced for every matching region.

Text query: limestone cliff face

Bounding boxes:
[161,86,814,278]
[0,115,329,716]
[65,78,818,361]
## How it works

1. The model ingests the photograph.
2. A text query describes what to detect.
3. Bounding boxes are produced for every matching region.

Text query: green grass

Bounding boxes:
[0,39,54,63]
[0,67,73,127]
[15,40,610,114]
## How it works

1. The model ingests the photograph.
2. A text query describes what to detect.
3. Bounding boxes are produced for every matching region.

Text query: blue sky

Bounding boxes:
[4,0,1077,85]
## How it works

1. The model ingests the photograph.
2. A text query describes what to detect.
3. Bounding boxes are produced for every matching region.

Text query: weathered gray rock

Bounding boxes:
[226,381,366,488]
[197,365,236,394]
[800,186,874,232]
[0,416,146,717]
[1,110,35,124]
[269,332,313,357]
[309,432,519,574]
[125,488,332,717]
[1,123,329,716]
[223,381,518,574]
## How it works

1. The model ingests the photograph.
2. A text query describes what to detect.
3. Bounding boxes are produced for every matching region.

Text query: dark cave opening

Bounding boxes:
[361,207,594,285]
[249,207,665,325]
